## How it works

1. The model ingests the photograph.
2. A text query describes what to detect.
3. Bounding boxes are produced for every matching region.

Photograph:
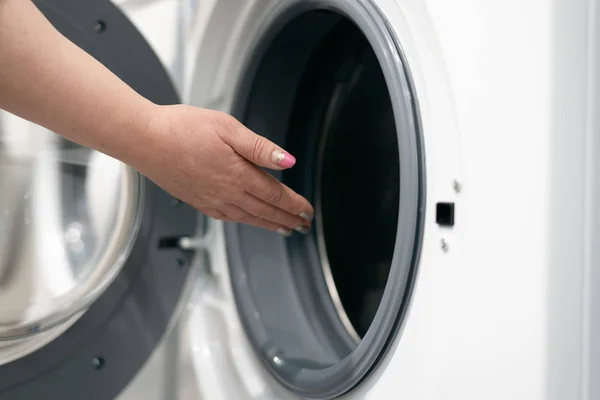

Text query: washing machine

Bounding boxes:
[1,0,600,399]
[180,0,600,399]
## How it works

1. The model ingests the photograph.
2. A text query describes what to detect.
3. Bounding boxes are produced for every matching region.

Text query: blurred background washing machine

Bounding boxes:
[2,0,600,400]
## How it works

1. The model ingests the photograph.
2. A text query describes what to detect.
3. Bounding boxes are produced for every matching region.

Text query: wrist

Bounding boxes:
[112,100,164,173]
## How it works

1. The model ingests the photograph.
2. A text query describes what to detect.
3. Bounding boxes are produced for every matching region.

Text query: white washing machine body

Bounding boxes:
[177,0,600,399]
[1,1,599,400]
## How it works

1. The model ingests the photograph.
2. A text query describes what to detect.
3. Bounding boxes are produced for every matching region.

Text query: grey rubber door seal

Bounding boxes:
[224,0,426,398]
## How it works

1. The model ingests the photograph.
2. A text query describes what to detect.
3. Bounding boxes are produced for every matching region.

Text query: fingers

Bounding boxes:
[201,207,227,221]
[219,121,296,170]
[235,192,310,233]
[203,205,293,237]
[244,167,314,221]
[201,112,314,233]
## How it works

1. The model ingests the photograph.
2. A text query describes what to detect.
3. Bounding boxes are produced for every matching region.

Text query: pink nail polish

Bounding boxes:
[272,150,296,168]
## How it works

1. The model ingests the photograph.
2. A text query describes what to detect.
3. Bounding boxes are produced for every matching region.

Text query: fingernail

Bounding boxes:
[276,228,292,237]
[294,225,310,234]
[299,212,313,221]
[272,149,296,168]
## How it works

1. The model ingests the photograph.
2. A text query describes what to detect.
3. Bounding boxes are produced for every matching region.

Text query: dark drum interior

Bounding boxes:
[284,15,399,339]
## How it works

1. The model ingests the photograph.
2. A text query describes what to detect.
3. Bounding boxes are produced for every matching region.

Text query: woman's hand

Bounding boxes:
[135,104,313,236]
[0,0,311,235]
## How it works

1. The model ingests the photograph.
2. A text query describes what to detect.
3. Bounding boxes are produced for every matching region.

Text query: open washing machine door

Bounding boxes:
[0,0,200,399]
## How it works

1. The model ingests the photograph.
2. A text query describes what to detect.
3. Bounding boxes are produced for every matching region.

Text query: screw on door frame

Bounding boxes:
[92,357,105,370]
[452,180,461,193]
[440,238,449,253]
[94,20,106,33]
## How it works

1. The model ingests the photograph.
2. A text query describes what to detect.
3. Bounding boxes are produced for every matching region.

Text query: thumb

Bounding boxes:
[224,125,296,170]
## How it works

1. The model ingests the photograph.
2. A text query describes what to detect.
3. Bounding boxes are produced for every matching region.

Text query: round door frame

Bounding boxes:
[0,1,198,399]
[223,0,426,398]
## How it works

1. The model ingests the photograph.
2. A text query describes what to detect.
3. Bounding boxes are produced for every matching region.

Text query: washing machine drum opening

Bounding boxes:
[226,4,423,399]
[316,43,400,339]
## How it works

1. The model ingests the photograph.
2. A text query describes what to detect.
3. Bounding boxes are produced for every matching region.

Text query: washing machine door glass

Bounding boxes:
[0,1,196,397]
[0,113,142,339]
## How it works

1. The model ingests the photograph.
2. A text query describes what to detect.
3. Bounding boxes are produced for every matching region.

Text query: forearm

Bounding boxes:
[0,0,158,166]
